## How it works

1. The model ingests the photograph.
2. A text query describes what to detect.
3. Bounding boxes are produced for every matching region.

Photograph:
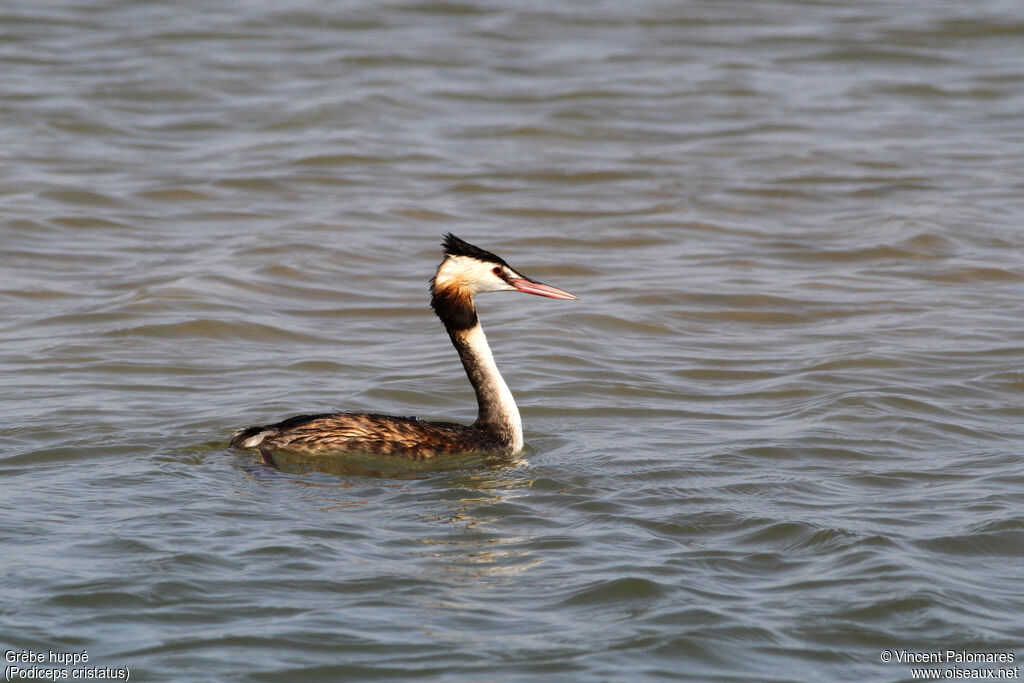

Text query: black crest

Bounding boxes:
[442,233,509,267]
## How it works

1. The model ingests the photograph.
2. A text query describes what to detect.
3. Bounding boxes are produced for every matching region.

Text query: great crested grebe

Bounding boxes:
[230,233,577,463]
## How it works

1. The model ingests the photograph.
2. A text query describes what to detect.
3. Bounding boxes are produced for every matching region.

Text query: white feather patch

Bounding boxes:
[242,431,271,448]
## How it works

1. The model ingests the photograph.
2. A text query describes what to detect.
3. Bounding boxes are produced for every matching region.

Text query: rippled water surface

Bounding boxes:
[3,1,1024,680]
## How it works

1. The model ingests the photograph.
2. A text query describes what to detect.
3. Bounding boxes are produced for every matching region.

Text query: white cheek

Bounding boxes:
[471,264,513,294]
[438,257,517,294]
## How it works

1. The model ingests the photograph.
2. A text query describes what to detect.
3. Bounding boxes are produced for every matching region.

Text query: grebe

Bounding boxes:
[230,233,577,462]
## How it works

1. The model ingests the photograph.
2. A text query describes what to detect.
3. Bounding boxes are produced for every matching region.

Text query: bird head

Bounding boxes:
[432,233,578,300]
[429,234,577,330]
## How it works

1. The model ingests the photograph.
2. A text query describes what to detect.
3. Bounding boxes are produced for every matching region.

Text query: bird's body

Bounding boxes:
[230,412,497,460]
[230,234,576,463]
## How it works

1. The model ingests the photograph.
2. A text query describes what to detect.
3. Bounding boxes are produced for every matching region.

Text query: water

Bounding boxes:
[3,1,1024,680]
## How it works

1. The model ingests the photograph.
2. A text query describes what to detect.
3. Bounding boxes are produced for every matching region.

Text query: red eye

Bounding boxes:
[492,266,502,275]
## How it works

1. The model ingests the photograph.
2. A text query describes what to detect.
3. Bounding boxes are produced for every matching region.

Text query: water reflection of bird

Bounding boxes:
[231,234,577,464]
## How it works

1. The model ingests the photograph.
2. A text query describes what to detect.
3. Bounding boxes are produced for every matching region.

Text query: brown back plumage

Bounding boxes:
[236,413,500,460]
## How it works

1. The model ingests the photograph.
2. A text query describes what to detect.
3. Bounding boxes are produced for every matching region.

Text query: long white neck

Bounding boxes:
[449,323,523,453]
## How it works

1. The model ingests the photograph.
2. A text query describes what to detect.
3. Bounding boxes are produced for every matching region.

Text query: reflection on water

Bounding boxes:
[414,476,546,592]
[247,447,546,584]
[263,447,529,480]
